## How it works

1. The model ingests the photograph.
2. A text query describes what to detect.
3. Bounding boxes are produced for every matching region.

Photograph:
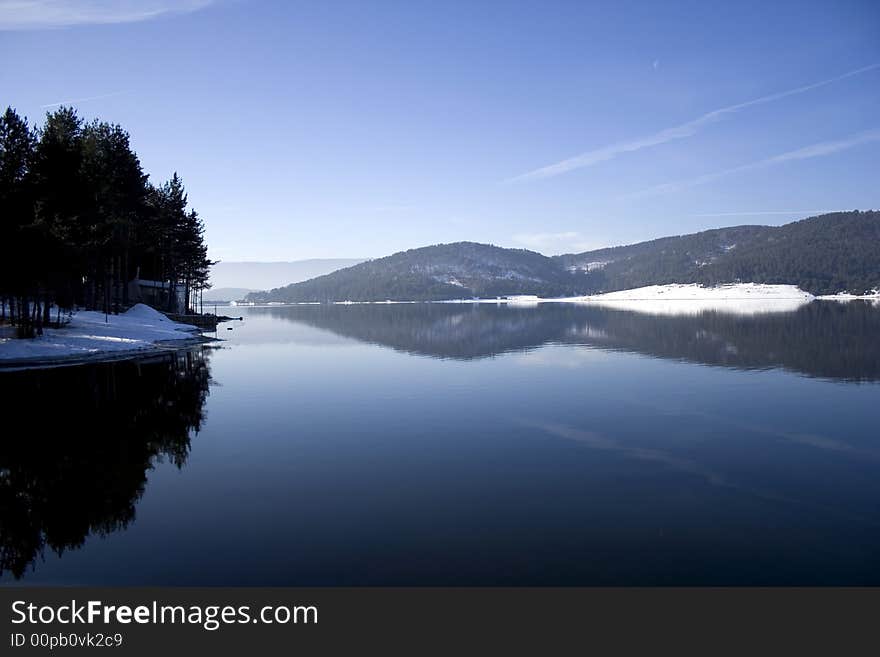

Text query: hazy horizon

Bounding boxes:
[209,258,366,290]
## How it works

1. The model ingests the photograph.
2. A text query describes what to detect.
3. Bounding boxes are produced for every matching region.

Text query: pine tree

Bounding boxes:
[0,107,37,334]
[2,107,213,327]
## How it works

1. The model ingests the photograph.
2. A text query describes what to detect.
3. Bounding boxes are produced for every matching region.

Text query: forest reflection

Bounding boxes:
[0,348,212,579]
[252,301,880,382]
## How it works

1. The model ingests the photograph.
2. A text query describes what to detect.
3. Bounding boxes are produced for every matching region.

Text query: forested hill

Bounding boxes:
[248,211,880,302]
[556,211,880,296]
[248,242,588,302]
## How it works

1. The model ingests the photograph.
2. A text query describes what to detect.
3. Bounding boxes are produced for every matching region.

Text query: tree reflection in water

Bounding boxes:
[0,348,212,579]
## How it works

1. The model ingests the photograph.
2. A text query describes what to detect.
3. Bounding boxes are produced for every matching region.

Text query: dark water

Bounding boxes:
[2,301,879,585]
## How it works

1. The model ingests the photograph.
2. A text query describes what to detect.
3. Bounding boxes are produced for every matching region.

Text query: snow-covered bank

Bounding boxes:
[0,304,205,368]
[560,283,815,316]
[213,284,879,315]
[573,283,812,302]
[816,290,880,303]
[437,284,816,315]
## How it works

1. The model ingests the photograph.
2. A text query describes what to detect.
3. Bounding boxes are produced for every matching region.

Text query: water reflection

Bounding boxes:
[250,301,880,381]
[0,349,211,579]
[3,303,879,585]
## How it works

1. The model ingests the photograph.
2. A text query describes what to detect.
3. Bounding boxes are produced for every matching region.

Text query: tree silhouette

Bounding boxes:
[0,349,212,580]
[0,106,213,334]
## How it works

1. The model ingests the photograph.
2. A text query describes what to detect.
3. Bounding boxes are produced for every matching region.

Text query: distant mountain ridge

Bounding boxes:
[202,287,256,302]
[246,211,879,302]
[210,258,365,292]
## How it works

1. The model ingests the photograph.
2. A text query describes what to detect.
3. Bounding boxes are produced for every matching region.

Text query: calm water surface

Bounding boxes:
[2,301,879,584]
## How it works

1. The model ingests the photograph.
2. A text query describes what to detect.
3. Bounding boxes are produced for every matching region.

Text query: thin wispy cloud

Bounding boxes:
[632,129,880,198]
[0,0,214,30]
[41,90,131,108]
[505,63,880,184]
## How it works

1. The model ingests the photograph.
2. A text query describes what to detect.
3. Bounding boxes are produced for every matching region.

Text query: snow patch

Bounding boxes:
[123,303,176,322]
[557,283,813,316]
[568,261,610,272]
[0,304,200,366]
[816,290,880,303]
[506,295,540,306]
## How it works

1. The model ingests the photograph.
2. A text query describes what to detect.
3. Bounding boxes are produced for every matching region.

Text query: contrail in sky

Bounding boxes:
[506,63,880,184]
[41,90,131,108]
[630,129,880,198]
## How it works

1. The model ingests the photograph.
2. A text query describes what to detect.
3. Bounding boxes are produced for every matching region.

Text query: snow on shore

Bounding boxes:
[816,290,880,303]
[200,284,879,315]
[437,283,817,314]
[0,304,200,366]
[559,283,814,316]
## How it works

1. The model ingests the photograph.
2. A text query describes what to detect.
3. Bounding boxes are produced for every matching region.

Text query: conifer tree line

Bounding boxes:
[0,106,212,337]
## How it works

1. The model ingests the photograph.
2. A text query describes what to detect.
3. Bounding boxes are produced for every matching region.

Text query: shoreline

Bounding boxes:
[0,303,223,371]
[0,334,217,372]
[237,283,880,307]
[3,285,878,370]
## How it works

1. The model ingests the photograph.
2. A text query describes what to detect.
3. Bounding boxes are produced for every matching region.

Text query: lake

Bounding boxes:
[2,301,879,585]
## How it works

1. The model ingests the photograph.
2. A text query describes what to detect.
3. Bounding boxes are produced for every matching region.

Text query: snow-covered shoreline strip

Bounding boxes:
[560,283,813,301]
[230,284,880,315]
[0,303,210,368]
[552,283,815,316]
[433,283,818,315]
[816,290,880,301]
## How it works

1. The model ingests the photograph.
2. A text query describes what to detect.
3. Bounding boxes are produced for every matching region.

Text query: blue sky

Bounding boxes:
[2,0,878,261]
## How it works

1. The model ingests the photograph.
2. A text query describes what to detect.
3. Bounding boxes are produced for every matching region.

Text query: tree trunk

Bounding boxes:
[122,250,130,306]
[115,255,122,314]
[88,275,96,311]
[20,296,32,338]
[166,270,177,312]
